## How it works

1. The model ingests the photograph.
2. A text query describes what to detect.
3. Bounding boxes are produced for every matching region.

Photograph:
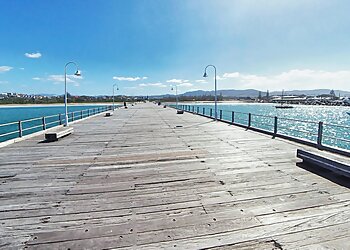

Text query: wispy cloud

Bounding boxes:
[24,52,42,59]
[195,79,207,83]
[223,72,240,78]
[0,80,9,84]
[47,74,82,87]
[178,82,193,87]
[32,77,41,80]
[166,79,189,84]
[0,66,13,73]
[139,82,167,88]
[219,69,350,90]
[113,76,147,81]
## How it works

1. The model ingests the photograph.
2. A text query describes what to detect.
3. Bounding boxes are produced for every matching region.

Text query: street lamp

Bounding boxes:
[64,62,81,126]
[203,65,217,120]
[171,85,178,109]
[113,84,119,110]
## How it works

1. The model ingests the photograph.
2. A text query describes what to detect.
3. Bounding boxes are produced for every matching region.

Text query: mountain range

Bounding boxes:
[180,89,350,98]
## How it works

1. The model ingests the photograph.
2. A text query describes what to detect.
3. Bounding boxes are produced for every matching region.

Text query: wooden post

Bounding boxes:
[220,110,222,120]
[317,121,323,148]
[42,117,46,130]
[274,117,278,136]
[232,111,235,123]
[59,114,62,125]
[248,113,251,127]
[18,121,22,137]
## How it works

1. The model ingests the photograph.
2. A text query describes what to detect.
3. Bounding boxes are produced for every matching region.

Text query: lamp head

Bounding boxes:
[171,87,174,91]
[203,72,208,78]
[74,70,81,76]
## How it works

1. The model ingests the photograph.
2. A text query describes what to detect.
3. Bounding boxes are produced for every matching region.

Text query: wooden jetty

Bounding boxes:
[0,103,349,249]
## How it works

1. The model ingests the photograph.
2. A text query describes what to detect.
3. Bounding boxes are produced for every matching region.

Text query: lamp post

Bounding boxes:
[171,85,178,109]
[203,65,217,120]
[113,84,119,110]
[64,62,81,126]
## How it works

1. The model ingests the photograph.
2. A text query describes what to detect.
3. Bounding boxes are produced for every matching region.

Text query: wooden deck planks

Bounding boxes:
[0,103,349,249]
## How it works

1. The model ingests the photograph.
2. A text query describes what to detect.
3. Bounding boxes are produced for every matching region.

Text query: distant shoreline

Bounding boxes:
[0,103,117,108]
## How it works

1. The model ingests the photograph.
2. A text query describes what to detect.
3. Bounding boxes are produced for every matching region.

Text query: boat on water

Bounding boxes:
[275,90,294,109]
[276,105,294,109]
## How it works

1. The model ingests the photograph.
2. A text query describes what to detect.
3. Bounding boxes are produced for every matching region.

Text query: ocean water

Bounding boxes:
[177,103,350,151]
[0,105,110,142]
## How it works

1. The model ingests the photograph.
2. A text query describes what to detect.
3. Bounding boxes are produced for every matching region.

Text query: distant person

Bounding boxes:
[124,101,126,107]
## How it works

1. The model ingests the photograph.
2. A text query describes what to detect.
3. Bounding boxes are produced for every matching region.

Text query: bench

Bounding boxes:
[177,110,184,114]
[45,127,74,142]
[105,112,113,117]
[297,149,350,178]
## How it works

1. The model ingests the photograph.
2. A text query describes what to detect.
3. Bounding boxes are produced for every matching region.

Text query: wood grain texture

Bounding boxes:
[0,103,349,249]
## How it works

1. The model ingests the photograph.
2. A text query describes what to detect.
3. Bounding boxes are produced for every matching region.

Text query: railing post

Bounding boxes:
[274,116,278,136]
[317,121,323,148]
[42,117,46,130]
[210,108,212,117]
[220,110,222,120]
[72,112,74,122]
[248,113,251,127]
[232,111,235,123]
[81,110,83,119]
[203,107,205,115]
[197,107,199,113]
[18,121,23,137]
[59,114,62,125]
[192,106,194,112]
[88,109,90,117]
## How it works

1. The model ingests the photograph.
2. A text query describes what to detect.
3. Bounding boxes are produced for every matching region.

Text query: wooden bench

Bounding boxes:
[45,127,74,142]
[177,110,184,114]
[105,112,113,117]
[297,149,350,178]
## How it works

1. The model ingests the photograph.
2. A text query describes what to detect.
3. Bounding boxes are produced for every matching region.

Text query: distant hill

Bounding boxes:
[182,89,260,97]
[180,89,350,98]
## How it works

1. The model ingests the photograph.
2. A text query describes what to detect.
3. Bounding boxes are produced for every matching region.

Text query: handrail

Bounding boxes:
[0,105,113,143]
[173,104,350,155]
[0,121,18,127]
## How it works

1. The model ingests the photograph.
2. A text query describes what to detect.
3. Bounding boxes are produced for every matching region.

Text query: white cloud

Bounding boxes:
[166,79,190,84]
[195,79,207,83]
[139,82,167,88]
[47,74,82,86]
[24,52,42,59]
[113,76,146,81]
[19,68,25,70]
[218,69,350,91]
[178,82,193,87]
[223,72,240,78]
[0,66,13,73]
[0,80,9,84]
[32,77,41,80]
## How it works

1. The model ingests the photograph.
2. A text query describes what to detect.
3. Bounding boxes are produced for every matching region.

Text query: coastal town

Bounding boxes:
[1,89,350,106]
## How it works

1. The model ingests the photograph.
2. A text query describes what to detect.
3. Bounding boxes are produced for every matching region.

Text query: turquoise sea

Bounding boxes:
[177,103,350,151]
[0,105,110,143]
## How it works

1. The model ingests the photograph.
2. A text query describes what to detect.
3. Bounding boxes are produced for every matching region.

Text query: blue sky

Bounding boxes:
[1,0,350,95]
